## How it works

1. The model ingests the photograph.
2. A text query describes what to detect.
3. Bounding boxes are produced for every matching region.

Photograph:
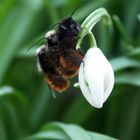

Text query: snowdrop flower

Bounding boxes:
[78,48,114,108]
[76,8,114,108]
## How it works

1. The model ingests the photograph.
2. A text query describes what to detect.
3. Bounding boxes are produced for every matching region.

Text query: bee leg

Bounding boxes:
[46,83,56,99]
[75,36,81,40]
[64,55,83,66]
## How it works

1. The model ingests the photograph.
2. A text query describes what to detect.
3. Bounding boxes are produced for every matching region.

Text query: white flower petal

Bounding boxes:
[83,48,105,108]
[79,63,97,107]
[92,48,114,102]
[103,62,114,102]
[86,68,104,108]
[78,47,114,108]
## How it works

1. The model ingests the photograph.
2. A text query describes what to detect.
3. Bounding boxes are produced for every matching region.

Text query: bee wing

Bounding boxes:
[59,49,84,78]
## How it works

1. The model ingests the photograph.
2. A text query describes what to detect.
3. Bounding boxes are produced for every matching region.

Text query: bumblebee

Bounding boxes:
[36,16,84,92]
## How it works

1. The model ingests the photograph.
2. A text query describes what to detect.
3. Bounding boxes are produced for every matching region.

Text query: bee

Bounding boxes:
[36,13,84,93]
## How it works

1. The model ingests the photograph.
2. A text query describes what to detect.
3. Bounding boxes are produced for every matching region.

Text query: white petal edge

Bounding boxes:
[83,48,105,108]
[92,48,114,102]
[78,48,114,108]
[79,63,99,107]
[79,48,104,108]
[103,61,114,102]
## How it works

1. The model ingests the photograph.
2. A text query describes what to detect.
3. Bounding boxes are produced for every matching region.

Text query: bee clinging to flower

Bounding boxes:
[31,8,115,109]
[36,10,84,92]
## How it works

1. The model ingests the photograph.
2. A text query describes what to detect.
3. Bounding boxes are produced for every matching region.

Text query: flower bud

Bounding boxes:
[78,48,114,108]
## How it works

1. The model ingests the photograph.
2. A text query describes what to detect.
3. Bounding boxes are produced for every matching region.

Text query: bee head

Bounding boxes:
[58,17,81,37]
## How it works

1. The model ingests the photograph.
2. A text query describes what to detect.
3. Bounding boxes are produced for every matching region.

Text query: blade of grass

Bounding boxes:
[0,0,43,84]
[123,0,140,34]
[0,115,7,140]
[42,122,91,140]
[110,57,140,71]
[30,83,51,131]
[113,15,131,44]
[116,71,140,86]
[62,95,94,124]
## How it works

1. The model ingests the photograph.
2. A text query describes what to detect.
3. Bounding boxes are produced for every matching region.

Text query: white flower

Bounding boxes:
[78,47,114,108]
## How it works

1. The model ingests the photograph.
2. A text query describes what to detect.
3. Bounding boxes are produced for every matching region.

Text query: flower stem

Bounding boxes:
[76,8,112,49]
[88,31,97,48]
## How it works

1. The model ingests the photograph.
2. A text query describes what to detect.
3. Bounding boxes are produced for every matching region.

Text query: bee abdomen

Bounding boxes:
[45,73,70,92]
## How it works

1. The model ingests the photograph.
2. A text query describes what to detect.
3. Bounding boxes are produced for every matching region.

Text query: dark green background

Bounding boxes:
[0,0,140,140]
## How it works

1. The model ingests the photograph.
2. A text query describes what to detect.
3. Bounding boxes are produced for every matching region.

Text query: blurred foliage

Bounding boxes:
[0,0,140,140]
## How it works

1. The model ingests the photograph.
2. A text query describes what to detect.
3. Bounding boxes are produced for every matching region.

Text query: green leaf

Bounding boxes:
[0,86,14,96]
[30,84,51,130]
[88,131,118,140]
[0,86,29,105]
[51,0,69,7]
[138,14,140,21]
[0,116,7,140]
[113,15,131,43]
[0,0,43,84]
[0,86,30,139]
[128,47,140,57]
[123,0,140,34]
[110,57,140,71]
[62,95,93,124]
[42,122,91,140]
[24,131,69,140]
[117,93,140,140]
[25,122,117,140]
[116,71,140,86]
[16,47,36,58]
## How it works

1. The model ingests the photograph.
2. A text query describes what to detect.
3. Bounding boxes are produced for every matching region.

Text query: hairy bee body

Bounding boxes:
[36,17,84,92]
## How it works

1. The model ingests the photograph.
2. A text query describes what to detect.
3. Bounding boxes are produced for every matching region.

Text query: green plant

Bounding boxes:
[0,0,140,140]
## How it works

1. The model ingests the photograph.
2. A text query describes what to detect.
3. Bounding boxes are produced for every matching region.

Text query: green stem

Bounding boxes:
[82,8,111,36]
[88,31,97,47]
[76,8,112,49]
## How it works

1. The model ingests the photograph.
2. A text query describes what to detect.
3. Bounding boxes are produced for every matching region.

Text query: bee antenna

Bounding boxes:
[48,22,60,30]
[27,37,46,52]
[27,22,60,52]
[70,7,79,18]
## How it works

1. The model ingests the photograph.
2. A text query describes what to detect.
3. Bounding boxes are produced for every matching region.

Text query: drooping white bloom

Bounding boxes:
[78,47,114,108]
